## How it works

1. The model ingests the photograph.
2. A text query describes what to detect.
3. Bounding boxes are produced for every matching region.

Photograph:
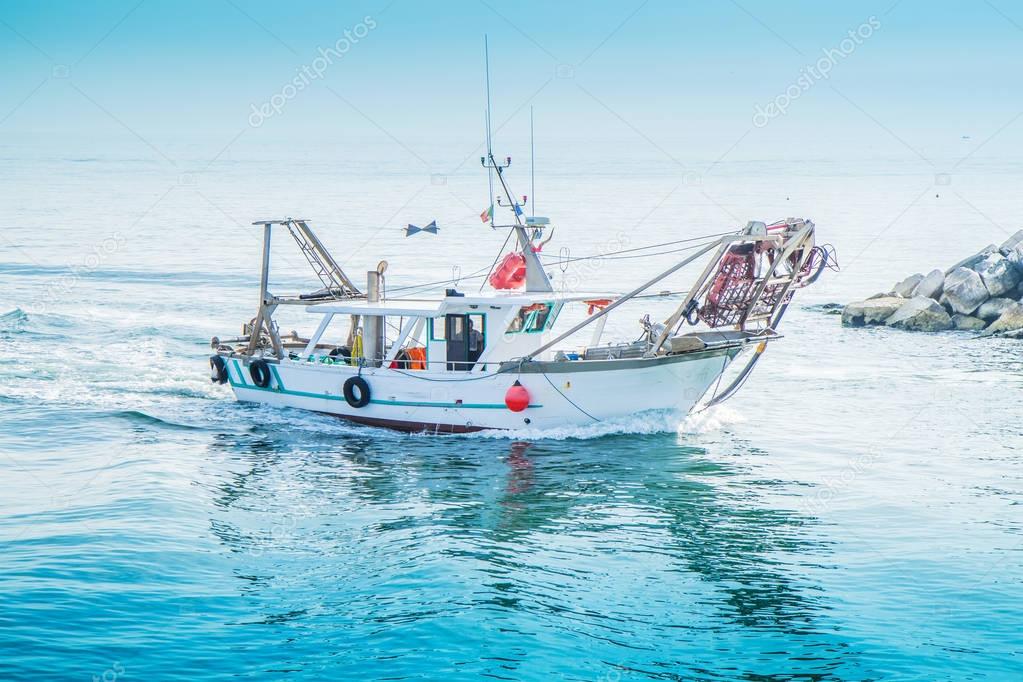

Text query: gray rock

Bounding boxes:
[811,302,844,314]
[943,267,990,315]
[842,296,905,326]
[1003,244,1023,277]
[868,291,897,300]
[893,273,924,298]
[911,269,945,300]
[976,298,1022,322]
[972,253,1020,297]
[885,296,953,332]
[947,244,998,274]
[951,314,987,331]
[999,229,1023,254]
[986,307,1023,335]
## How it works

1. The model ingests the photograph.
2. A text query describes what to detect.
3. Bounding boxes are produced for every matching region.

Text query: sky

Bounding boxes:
[1,0,1022,163]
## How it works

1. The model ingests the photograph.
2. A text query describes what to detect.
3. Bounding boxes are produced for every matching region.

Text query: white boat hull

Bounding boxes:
[222,347,740,433]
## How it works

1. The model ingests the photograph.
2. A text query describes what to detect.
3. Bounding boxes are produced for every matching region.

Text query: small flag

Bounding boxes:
[513,204,523,216]
[405,220,438,237]
[480,204,493,223]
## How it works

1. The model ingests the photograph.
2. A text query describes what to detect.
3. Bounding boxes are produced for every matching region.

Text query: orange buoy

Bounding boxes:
[504,380,530,412]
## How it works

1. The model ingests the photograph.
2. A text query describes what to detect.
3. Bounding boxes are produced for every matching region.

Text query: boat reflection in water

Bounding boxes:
[196,415,856,680]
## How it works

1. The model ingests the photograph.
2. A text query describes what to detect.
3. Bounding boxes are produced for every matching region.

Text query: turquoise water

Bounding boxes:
[2,142,1022,680]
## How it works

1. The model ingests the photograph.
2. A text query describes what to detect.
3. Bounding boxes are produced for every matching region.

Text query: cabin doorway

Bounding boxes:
[444,313,485,371]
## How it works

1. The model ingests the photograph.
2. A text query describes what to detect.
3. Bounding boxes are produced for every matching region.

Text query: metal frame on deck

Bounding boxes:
[522,220,816,363]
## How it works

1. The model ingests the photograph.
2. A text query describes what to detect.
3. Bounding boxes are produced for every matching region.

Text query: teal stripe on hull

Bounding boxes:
[227,360,540,410]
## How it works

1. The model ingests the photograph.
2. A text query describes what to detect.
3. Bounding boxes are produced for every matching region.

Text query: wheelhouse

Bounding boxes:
[297,294,567,374]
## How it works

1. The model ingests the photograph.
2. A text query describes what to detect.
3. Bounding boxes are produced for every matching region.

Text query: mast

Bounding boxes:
[480,41,552,293]
[530,105,535,218]
[484,36,495,228]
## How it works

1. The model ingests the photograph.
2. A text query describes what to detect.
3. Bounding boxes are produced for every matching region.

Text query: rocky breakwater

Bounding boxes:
[842,230,1023,336]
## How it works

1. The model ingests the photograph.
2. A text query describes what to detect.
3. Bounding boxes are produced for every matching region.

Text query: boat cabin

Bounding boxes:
[299,293,566,373]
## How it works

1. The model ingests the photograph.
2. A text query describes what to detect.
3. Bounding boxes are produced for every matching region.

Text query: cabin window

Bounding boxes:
[429,318,445,341]
[507,302,558,334]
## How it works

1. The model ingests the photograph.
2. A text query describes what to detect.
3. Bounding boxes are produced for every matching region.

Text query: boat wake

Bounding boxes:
[460,405,743,441]
[0,307,28,331]
[110,409,212,431]
[679,403,746,434]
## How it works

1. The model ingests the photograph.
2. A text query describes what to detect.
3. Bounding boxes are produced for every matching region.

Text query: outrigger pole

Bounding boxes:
[521,237,730,362]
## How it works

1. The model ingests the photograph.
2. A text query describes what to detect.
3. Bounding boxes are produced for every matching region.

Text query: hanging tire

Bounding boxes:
[249,359,272,388]
[209,355,228,384]
[343,376,371,408]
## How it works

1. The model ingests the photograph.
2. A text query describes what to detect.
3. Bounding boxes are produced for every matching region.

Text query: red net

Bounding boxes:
[699,247,757,328]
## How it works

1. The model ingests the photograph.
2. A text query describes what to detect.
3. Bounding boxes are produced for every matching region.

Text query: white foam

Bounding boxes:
[678,403,745,435]
[461,408,688,441]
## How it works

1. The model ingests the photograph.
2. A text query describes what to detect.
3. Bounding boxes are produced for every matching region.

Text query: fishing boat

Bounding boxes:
[208,48,831,433]
[208,202,828,433]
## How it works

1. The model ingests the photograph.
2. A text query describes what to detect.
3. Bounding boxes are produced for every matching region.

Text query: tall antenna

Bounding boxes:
[530,105,535,218]
[484,35,495,226]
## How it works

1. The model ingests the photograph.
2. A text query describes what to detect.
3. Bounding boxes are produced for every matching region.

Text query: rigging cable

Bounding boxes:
[541,371,600,422]
[384,229,736,296]
[538,231,732,265]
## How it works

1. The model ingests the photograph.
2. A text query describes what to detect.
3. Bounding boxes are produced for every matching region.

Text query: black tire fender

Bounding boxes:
[210,355,228,384]
[343,376,371,408]
[249,359,272,388]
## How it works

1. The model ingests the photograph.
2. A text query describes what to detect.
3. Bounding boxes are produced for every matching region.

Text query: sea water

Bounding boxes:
[1,137,1021,680]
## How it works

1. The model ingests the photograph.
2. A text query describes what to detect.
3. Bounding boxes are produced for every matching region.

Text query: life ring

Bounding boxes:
[209,355,228,384]
[343,376,371,408]
[249,359,272,388]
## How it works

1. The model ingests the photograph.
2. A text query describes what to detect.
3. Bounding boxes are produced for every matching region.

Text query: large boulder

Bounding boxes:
[885,296,953,332]
[972,253,1020,297]
[943,267,989,315]
[998,229,1023,254]
[1003,244,1023,277]
[947,244,998,274]
[842,296,904,326]
[893,273,924,298]
[911,269,945,300]
[986,307,1023,335]
[976,298,1022,322]
[951,314,987,331]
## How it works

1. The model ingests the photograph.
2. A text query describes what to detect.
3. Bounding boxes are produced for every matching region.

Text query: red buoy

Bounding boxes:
[504,380,530,412]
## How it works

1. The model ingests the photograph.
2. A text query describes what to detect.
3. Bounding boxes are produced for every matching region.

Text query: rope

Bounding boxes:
[382,230,733,296]
[387,367,501,382]
[541,372,599,422]
[479,227,514,293]
[539,232,732,265]
[386,265,492,294]
[688,351,732,417]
